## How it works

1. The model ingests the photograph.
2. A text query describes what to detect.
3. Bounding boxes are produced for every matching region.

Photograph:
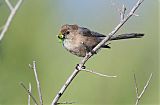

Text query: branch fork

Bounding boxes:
[21,61,43,105]
[134,73,153,105]
[81,68,117,78]
[0,0,23,41]
[20,82,38,105]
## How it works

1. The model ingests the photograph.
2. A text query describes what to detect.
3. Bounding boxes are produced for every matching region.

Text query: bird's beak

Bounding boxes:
[57,32,64,43]
[58,32,64,39]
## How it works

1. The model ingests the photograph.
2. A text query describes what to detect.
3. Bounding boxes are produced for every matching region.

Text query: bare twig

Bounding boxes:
[91,0,144,53]
[81,69,117,78]
[21,61,43,105]
[0,0,22,41]
[31,61,43,105]
[51,0,145,105]
[110,0,126,21]
[134,73,153,105]
[52,69,80,105]
[28,83,31,105]
[139,73,152,99]
[120,5,126,22]
[57,102,75,104]
[20,82,38,105]
[133,13,139,17]
[5,0,13,11]
[134,74,139,98]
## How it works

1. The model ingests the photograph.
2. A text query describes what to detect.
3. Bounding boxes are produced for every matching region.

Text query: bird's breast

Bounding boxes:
[63,39,75,51]
[63,38,86,57]
[62,35,102,57]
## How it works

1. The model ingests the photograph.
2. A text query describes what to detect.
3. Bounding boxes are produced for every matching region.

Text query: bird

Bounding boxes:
[58,24,144,57]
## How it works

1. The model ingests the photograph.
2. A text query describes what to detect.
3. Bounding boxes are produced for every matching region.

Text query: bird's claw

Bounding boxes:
[76,64,86,70]
[90,50,97,55]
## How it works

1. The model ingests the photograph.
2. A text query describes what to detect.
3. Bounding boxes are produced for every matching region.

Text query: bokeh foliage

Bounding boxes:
[0,0,159,105]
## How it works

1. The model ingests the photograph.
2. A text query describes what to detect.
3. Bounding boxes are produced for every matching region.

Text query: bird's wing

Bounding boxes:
[79,27,106,37]
[91,31,106,37]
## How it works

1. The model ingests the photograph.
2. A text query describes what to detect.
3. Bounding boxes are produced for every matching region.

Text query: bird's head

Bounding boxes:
[58,24,78,42]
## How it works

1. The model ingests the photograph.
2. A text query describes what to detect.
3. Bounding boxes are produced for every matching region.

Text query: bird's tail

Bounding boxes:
[109,33,144,41]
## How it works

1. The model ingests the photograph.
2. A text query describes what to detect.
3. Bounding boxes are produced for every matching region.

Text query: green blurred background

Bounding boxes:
[0,0,159,105]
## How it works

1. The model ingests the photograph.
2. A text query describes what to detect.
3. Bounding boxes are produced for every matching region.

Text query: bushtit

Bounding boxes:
[58,24,144,57]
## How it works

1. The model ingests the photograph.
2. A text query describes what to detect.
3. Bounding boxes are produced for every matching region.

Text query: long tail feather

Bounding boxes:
[110,33,144,41]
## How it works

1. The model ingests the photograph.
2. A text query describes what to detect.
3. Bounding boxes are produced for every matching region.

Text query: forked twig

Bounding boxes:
[31,61,43,105]
[134,73,153,105]
[21,61,44,105]
[0,0,23,41]
[5,0,13,11]
[20,82,38,105]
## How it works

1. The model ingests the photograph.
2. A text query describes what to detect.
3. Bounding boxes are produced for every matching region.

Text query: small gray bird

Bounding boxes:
[58,24,144,57]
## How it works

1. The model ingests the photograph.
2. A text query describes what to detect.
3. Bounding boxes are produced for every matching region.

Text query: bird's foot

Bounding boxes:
[76,64,86,70]
[90,50,97,55]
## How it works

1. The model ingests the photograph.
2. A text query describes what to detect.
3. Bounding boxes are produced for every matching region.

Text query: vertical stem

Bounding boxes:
[33,61,43,105]
[28,83,31,105]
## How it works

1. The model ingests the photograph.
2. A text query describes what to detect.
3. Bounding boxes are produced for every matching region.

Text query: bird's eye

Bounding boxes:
[66,31,70,34]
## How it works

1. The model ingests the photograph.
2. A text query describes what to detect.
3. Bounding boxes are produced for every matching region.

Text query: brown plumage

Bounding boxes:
[58,24,144,57]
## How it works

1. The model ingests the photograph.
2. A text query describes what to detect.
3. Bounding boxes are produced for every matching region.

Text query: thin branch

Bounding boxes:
[31,61,43,105]
[51,0,144,104]
[51,69,80,105]
[134,74,139,98]
[133,13,139,17]
[81,69,117,78]
[134,73,153,105]
[0,0,22,41]
[110,1,126,21]
[57,102,75,104]
[28,83,31,105]
[20,82,39,105]
[5,0,13,11]
[139,73,152,98]
[91,0,144,54]
[120,5,126,22]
